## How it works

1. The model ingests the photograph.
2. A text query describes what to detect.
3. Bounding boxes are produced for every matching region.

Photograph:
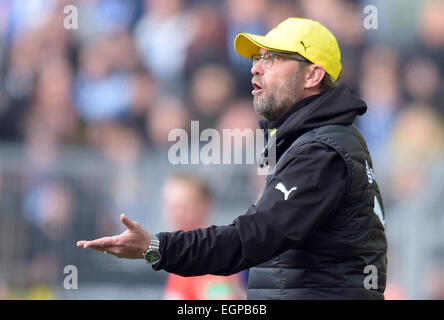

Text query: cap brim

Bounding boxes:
[234,33,294,60]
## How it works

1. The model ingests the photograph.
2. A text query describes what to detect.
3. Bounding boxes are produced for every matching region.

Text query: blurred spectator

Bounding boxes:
[325,0,367,93]
[424,261,444,299]
[24,181,73,241]
[162,173,246,300]
[299,0,343,33]
[417,0,444,72]
[300,1,369,92]
[384,104,444,205]
[27,56,78,144]
[263,0,300,31]
[74,35,134,123]
[22,56,78,172]
[216,99,259,134]
[5,0,57,43]
[0,35,36,141]
[0,1,12,51]
[83,120,155,239]
[357,45,402,164]
[216,98,259,162]
[134,0,195,95]
[384,107,444,299]
[75,0,142,42]
[225,0,268,94]
[189,63,235,130]
[22,171,111,288]
[126,68,158,138]
[216,99,264,203]
[22,181,73,298]
[87,122,144,167]
[146,95,190,149]
[359,0,421,45]
[384,282,407,300]
[402,57,444,115]
[184,4,228,75]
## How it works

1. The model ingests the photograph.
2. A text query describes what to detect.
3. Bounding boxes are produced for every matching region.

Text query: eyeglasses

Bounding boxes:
[251,51,311,69]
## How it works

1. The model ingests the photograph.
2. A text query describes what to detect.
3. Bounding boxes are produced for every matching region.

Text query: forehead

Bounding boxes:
[258,48,268,54]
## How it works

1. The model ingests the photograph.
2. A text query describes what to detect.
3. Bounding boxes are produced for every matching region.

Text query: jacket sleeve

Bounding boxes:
[153,142,348,276]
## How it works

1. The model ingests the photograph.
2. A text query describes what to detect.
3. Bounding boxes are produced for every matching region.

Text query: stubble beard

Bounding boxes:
[253,72,303,121]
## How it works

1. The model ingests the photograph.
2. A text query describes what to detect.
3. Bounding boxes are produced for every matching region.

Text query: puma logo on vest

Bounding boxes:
[275,182,297,200]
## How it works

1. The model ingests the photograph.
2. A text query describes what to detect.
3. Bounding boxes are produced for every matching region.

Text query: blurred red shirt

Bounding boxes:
[164,273,246,300]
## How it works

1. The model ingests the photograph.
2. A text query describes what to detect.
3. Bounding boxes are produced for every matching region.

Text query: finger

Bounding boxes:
[120,213,137,231]
[86,245,117,254]
[77,240,88,247]
[83,236,118,249]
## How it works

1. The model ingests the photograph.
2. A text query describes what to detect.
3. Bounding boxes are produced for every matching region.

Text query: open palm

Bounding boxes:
[77,214,151,259]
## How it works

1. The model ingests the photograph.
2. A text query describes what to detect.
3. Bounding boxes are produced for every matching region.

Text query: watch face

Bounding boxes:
[145,249,161,264]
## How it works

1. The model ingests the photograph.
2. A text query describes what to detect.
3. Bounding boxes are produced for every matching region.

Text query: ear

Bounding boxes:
[303,64,326,89]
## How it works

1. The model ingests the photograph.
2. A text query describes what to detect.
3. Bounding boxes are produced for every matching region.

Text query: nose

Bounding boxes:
[251,59,265,76]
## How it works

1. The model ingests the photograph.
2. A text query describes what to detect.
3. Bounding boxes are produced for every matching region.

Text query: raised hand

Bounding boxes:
[77,214,151,259]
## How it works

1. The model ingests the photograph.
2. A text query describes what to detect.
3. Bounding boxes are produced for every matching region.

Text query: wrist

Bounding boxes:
[141,232,152,255]
[143,234,161,264]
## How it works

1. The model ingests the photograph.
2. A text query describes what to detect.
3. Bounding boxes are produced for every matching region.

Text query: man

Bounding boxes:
[77,17,387,300]
[161,174,245,300]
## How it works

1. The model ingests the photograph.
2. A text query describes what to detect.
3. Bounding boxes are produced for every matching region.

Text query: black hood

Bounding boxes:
[259,85,367,161]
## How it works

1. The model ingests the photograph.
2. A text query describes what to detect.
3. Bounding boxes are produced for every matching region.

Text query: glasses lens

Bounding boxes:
[264,52,274,69]
[252,55,260,67]
[252,52,275,69]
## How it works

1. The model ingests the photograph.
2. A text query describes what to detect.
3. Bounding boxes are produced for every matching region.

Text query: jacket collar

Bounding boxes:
[258,85,367,165]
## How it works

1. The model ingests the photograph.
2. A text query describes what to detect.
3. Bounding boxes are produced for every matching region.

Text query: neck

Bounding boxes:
[301,87,323,100]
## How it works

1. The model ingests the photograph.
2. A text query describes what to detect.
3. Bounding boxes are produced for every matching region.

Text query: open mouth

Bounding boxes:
[252,82,264,95]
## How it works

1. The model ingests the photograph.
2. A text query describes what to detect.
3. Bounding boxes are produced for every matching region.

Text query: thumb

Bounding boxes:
[120,213,137,231]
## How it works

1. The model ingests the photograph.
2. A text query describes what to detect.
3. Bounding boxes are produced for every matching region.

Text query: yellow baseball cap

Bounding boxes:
[234,17,342,81]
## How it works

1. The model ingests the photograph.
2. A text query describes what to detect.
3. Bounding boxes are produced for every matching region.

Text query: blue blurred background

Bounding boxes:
[0,0,443,299]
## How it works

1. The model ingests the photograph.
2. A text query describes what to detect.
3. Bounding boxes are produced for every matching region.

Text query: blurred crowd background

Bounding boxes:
[0,0,443,300]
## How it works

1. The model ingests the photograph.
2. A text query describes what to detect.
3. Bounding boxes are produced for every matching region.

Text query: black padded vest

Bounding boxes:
[247,124,387,300]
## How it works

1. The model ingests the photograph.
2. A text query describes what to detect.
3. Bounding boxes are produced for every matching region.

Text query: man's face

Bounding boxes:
[251,48,307,121]
[162,180,211,231]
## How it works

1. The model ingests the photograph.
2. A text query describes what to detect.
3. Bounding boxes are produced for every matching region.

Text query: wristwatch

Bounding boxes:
[143,234,161,264]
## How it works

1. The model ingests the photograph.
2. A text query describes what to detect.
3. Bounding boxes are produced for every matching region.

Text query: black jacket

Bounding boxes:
[154,85,387,299]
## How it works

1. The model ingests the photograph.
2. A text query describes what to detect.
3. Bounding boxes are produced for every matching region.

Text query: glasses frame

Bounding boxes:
[251,51,312,69]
